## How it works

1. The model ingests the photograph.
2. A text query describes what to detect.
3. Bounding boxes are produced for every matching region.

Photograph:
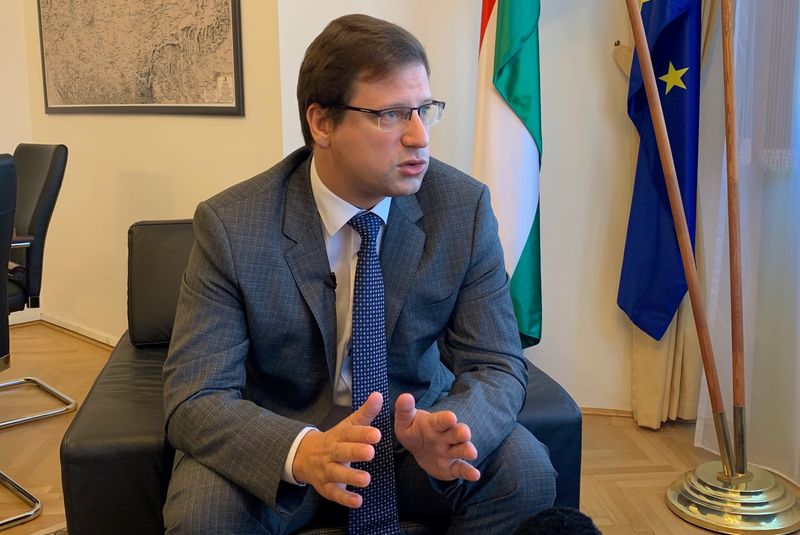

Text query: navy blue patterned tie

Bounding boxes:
[347,212,400,535]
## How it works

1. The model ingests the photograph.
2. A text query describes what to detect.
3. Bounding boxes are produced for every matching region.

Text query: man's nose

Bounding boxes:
[401,111,430,148]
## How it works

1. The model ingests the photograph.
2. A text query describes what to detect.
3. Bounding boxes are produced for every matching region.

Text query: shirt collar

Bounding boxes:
[310,155,391,237]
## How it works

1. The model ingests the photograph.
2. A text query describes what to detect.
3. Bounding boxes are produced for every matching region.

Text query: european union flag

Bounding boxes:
[618,0,702,340]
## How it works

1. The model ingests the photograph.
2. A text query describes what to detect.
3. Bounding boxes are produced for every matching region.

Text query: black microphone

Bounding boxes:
[327,272,337,290]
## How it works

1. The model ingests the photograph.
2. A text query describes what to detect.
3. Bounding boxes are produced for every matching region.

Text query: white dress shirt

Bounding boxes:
[282,156,391,484]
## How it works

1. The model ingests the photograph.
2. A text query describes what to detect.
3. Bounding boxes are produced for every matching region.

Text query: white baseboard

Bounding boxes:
[40,313,121,347]
[9,308,42,325]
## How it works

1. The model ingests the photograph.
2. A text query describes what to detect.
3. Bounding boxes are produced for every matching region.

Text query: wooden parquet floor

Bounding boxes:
[1,322,796,534]
[581,413,720,534]
[0,323,110,535]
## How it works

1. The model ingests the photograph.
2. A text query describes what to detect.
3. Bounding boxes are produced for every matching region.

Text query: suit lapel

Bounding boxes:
[382,194,425,343]
[283,158,338,381]
[281,156,426,377]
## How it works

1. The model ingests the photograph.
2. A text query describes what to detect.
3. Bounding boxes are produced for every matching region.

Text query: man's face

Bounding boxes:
[313,63,432,209]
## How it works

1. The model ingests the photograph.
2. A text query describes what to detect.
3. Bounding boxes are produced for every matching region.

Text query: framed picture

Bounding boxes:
[37,0,244,116]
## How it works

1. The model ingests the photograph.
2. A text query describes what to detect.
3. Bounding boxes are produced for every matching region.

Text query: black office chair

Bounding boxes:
[1,143,75,429]
[0,154,42,529]
[1,157,12,372]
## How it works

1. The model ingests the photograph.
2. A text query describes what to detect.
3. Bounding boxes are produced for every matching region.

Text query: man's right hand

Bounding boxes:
[292,391,383,508]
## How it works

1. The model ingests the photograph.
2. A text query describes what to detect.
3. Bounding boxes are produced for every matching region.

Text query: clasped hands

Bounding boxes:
[292,392,480,508]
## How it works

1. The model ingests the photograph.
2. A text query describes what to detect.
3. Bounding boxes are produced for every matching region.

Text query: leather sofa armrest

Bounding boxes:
[61,332,173,535]
[519,362,582,508]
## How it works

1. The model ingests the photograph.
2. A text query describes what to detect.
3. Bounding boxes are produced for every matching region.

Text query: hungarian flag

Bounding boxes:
[472,0,543,348]
[618,0,701,340]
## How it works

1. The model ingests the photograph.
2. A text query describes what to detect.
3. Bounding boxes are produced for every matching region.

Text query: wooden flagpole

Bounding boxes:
[720,0,747,476]
[632,2,800,531]
[623,0,735,478]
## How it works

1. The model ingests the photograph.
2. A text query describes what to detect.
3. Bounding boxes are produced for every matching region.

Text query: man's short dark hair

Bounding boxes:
[297,14,431,147]
[512,507,602,535]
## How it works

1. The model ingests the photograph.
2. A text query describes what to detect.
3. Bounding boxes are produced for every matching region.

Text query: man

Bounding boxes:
[163,14,555,535]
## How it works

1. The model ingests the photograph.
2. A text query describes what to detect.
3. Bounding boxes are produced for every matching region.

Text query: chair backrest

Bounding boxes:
[0,154,17,367]
[127,220,194,347]
[10,143,68,307]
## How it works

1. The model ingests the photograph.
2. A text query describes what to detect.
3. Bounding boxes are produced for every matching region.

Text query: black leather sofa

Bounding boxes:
[60,219,582,535]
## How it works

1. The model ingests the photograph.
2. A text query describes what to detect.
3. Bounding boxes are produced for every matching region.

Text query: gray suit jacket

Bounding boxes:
[163,147,527,513]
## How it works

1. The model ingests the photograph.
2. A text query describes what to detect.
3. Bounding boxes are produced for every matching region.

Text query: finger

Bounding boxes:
[349,392,383,427]
[394,393,416,427]
[450,459,481,482]
[445,441,478,462]
[337,425,381,446]
[444,422,472,445]
[432,423,471,448]
[322,482,364,509]
[427,410,458,433]
[331,442,375,464]
[325,463,372,489]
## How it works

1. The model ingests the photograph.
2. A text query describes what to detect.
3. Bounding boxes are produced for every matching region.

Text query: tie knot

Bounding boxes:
[347,211,382,243]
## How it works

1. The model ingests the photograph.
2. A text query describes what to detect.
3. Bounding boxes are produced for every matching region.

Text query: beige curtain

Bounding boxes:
[625,0,718,429]
[630,262,702,429]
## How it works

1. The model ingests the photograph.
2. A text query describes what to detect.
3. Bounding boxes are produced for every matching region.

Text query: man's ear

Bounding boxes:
[306,104,332,148]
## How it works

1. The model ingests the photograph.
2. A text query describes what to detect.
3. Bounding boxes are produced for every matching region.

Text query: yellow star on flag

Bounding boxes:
[659,62,689,94]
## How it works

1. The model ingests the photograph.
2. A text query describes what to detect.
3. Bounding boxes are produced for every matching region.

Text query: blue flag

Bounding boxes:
[618,0,702,340]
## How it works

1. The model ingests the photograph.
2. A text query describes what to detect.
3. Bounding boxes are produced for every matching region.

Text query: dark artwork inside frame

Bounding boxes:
[37,0,244,115]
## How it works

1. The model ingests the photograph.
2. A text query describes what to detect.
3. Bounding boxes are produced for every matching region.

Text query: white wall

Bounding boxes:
[533,3,637,409]
[6,0,725,410]
[17,1,284,344]
[0,1,32,152]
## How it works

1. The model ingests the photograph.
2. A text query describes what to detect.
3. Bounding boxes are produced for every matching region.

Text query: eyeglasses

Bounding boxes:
[334,100,446,131]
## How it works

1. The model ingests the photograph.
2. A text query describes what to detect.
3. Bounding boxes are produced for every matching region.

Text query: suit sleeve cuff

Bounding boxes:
[282,426,316,486]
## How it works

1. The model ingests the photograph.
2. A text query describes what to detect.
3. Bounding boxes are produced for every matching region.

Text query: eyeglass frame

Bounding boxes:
[332,100,446,130]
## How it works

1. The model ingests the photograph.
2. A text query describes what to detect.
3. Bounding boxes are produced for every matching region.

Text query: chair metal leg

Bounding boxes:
[0,469,41,530]
[0,377,76,430]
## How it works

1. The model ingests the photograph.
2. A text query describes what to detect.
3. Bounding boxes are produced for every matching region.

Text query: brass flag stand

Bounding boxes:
[624,0,800,532]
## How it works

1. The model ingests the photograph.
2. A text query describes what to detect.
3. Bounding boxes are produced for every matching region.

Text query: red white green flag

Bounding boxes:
[472,0,543,347]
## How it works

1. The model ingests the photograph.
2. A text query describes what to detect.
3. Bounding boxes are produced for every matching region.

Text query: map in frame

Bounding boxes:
[37,0,244,115]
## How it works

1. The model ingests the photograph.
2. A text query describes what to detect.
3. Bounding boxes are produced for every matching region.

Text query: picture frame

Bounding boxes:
[36,0,244,116]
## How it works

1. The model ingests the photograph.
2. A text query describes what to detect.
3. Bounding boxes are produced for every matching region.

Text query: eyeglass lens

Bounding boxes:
[378,102,444,130]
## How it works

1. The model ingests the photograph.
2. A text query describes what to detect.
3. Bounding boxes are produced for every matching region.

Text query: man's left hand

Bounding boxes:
[394,393,480,482]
